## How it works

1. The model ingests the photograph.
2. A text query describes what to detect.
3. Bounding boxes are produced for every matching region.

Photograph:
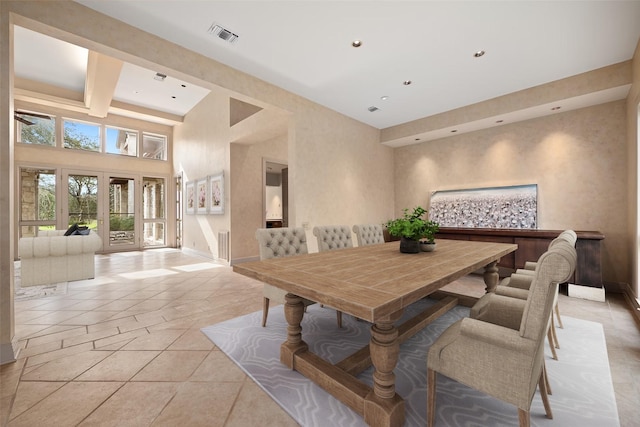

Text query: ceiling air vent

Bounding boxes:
[368,106,380,112]
[208,23,239,44]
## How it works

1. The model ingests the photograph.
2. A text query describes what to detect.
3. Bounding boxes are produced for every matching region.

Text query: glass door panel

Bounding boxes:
[109,177,136,248]
[142,176,166,247]
[67,173,99,232]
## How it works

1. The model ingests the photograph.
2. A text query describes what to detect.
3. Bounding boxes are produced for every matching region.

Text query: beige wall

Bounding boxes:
[627,38,640,298]
[173,90,231,259]
[230,135,288,261]
[395,100,628,285]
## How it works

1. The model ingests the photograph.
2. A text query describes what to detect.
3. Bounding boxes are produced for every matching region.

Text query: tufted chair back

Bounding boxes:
[255,227,308,260]
[352,224,385,246]
[312,225,353,252]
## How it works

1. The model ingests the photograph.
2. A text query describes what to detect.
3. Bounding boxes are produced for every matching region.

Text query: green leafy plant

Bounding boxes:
[385,206,440,242]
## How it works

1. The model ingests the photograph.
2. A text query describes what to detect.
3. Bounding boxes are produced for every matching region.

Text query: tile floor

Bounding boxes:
[1,249,639,426]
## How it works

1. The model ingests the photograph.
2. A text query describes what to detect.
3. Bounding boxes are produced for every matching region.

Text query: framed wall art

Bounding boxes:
[196,178,208,214]
[208,171,224,214]
[185,181,195,215]
[429,184,537,229]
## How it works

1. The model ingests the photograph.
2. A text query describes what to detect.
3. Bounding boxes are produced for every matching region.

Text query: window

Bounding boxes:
[17,112,55,146]
[143,177,165,247]
[106,127,137,156]
[142,133,167,160]
[19,168,56,237]
[64,119,100,152]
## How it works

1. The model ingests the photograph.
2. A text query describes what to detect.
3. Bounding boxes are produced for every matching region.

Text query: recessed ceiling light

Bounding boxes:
[451,130,457,133]
[352,40,362,48]
[181,84,186,88]
[496,119,504,123]
[380,96,389,101]
[415,138,421,141]
[171,96,176,99]
[403,80,412,86]
[474,50,485,58]
[551,106,561,111]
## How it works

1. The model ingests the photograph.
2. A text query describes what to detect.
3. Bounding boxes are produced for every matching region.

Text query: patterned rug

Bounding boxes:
[202,299,619,427]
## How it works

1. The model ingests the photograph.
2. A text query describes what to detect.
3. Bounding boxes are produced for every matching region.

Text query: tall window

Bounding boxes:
[142,133,167,160]
[17,113,55,146]
[64,119,100,152]
[143,177,165,247]
[106,127,138,156]
[19,168,56,237]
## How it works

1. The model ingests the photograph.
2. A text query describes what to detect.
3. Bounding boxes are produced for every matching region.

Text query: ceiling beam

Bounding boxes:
[84,51,123,118]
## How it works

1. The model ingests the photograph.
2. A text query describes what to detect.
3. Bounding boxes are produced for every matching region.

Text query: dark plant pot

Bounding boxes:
[399,237,420,253]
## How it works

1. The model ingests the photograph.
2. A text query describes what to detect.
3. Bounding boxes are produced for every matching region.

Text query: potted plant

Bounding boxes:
[385,206,440,253]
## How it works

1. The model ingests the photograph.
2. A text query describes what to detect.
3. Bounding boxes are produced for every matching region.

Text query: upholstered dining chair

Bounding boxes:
[313,224,353,251]
[255,227,316,327]
[427,242,577,427]
[352,224,385,246]
[495,230,578,356]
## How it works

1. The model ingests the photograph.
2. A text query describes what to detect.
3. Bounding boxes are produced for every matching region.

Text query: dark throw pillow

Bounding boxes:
[73,228,91,235]
[64,223,79,236]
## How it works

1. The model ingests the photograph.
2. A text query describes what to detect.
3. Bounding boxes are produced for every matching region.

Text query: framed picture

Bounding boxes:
[196,178,208,214]
[429,184,537,229]
[208,171,224,214]
[185,181,196,215]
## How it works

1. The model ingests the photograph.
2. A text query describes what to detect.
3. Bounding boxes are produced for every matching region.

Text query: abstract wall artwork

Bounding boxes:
[429,184,537,229]
[208,172,224,214]
[185,181,195,215]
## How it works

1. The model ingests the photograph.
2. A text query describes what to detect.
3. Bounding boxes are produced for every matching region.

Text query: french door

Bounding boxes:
[61,170,166,252]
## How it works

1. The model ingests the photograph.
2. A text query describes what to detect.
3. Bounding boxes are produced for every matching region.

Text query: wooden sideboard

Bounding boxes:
[433,228,605,288]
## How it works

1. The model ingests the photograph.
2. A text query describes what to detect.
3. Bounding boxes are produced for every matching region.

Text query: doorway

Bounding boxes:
[264,160,288,228]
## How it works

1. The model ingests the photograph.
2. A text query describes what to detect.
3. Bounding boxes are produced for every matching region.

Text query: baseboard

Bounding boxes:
[620,283,640,328]
[181,247,230,265]
[0,338,20,365]
[568,283,605,302]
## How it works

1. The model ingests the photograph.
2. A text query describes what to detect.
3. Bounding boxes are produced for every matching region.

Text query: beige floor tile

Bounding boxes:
[7,381,123,427]
[166,330,215,351]
[24,326,87,347]
[121,329,186,351]
[21,350,113,381]
[132,350,208,382]
[189,350,246,382]
[62,327,121,348]
[8,381,66,420]
[151,381,243,427]
[224,379,298,427]
[92,329,150,349]
[18,340,62,359]
[78,382,179,427]
[58,311,122,326]
[23,310,88,325]
[76,350,160,381]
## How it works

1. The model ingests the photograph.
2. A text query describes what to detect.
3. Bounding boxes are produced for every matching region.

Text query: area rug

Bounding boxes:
[201,299,619,427]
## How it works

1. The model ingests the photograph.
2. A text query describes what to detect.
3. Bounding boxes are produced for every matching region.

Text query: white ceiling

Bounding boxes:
[13,1,640,137]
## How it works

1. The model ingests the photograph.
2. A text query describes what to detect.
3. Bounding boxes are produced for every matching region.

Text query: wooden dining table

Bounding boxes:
[233,239,517,427]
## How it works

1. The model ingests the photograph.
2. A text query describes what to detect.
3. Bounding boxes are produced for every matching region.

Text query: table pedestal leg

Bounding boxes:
[280,293,308,368]
[483,260,500,293]
[365,316,404,427]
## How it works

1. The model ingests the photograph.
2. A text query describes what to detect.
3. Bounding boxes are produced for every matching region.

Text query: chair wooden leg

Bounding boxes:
[262,297,270,327]
[336,311,343,328]
[547,328,558,360]
[555,301,563,329]
[551,315,560,349]
[543,361,552,395]
[518,408,531,427]
[427,368,436,427]
[538,370,553,419]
